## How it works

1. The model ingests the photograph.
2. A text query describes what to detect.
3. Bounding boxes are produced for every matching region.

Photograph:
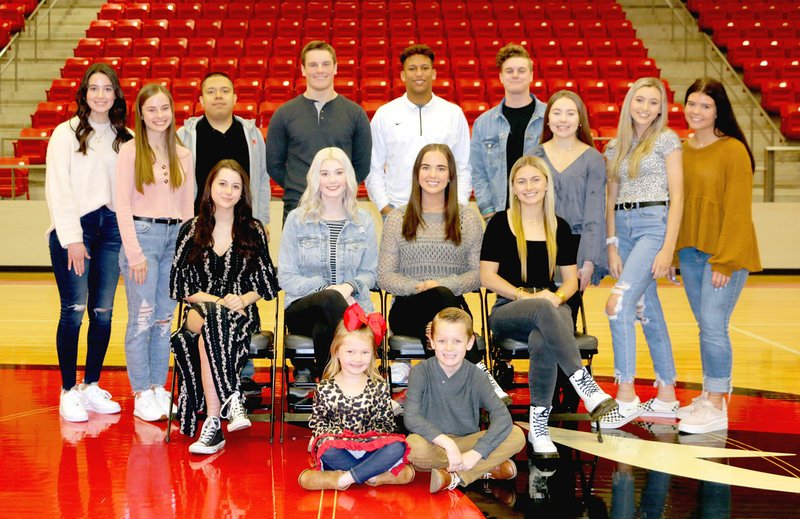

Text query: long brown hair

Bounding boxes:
[133,83,184,194]
[190,159,259,263]
[685,78,755,171]
[74,63,132,154]
[402,143,462,245]
[540,90,595,147]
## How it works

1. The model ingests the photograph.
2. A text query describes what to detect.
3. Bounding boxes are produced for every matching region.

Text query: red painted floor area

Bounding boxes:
[3,366,800,518]
[0,367,483,518]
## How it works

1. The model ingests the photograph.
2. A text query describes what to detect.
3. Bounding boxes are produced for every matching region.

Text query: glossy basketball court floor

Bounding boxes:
[0,273,798,517]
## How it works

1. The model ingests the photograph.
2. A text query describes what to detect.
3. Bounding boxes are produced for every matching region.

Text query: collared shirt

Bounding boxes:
[195,117,249,211]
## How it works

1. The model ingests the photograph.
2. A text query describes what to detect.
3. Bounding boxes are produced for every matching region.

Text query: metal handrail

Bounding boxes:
[0,0,66,109]
[657,0,785,150]
[764,146,800,202]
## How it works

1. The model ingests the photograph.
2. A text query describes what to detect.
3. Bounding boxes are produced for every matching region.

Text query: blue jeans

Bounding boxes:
[319,442,406,484]
[490,299,583,407]
[679,247,748,394]
[608,206,676,385]
[120,220,179,392]
[49,206,121,391]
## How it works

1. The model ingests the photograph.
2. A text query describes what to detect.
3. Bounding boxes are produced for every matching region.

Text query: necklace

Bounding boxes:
[92,123,112,144]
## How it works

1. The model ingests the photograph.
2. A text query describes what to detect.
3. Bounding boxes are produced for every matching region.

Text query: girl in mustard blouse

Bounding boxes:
[675,78,761,435]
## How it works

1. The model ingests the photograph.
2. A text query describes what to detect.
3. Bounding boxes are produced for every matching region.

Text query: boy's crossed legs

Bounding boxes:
[407,427,525,490]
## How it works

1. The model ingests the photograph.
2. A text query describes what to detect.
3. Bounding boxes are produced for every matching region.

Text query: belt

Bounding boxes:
[614,201,668,211]
[133,216,182,225]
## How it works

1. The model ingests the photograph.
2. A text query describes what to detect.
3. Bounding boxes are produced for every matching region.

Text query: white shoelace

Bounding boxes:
[220,391,245,421]
[198,417,220,444]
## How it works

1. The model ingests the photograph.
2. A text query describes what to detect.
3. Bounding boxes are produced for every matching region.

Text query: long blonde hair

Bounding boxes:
[606,77,669,182]
[321,321,382,382]
[508,156,558,281]
[297,147,360,224]
[133,83,184,193]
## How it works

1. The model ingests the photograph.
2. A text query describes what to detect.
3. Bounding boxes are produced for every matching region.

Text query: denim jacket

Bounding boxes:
[278,207,378,311]
[469,95,546,216]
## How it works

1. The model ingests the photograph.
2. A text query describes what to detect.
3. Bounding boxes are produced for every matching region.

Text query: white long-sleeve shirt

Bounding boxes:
[365,93,472,211]
[45,117,121,246]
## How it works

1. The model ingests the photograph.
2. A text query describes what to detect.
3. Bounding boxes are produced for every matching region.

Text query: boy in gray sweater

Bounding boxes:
[404,308,525,492]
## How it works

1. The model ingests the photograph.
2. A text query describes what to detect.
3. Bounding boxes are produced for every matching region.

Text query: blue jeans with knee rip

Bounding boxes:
[50,206,121,391]
[679,247,748,393]
[120,219,179,392]
[607,205,676,385]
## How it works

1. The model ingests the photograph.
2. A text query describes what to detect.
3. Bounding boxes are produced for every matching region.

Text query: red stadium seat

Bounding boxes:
[267,56,297,78]
[86,20,115,39]
[579,79,610,103]
[105,37,133,58]
[180,57,209,79]
[194,19,221,39]
[361,78,392,102]
[13,128,52,165]
[455,78,486,103]
[570,58,599,79]
[171,78,201,102]
[222,20,248,39]
[226,2,253,20]
[248,19,275,39]
[588,38,619,59]
[98,3,125,21]
[334,78,359,102]
[548,79,579,95]
[243,38,272,58]
[216,37,244,58]
[743,59,780,90]
[239,57,267,79]
[667,103,688,129]
[233,78,264,103]
[151,57,180,79]
[150,3,176,21]
[31,101,70,128]
[46,78,80,102]
[761,80,796,113]
[168,19,195,38]
[61,58,92,78]
[551,20,581,39]
[530,38,561,59]
[610,79,635,103]
[73,38,105,58]
[615,38,648,58]
[119,78,142,103]
[132,37,160,58]
[540,58,570,79]
[0,157,29,199]
[233,101,258,120]
[209,57,238,79]
[598,58,629,81]
[780,103,800,139]
[589,102,621,128]
[114,19,141,39]
[160,37,188,58]
[122,57,151,79]
[124,3,151,20]
[95,57,121,73]
[188,38,216,57]
[264,78,295,103]
[628,58,660,78]
[141,19,169,39]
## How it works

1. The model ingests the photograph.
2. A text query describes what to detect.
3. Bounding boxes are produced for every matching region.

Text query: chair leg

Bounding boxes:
[164,363,178,443]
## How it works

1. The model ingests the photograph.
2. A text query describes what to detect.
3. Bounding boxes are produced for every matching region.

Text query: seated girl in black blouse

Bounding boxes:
[170,159,279,455]
[479,156,616,458]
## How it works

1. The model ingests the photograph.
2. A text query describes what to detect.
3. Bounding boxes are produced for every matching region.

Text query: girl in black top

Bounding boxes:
[170,159,279,454]
[479,156,616,458]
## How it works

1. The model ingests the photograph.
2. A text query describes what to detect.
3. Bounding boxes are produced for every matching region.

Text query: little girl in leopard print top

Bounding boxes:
[298,304,413,491]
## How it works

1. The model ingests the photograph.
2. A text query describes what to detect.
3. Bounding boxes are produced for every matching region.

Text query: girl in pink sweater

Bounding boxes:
[115,83,194,422]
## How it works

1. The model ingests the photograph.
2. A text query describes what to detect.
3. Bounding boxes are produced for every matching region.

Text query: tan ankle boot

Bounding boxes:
[366,465,416,486]
[298,469,350,490]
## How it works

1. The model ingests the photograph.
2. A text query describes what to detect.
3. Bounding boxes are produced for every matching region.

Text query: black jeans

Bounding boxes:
[389,286,482,364]
[285,290,349,379]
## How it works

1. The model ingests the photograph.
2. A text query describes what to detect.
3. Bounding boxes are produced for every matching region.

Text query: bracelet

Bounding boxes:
[606,236,619,247]
[554,291,567,304]
[514,287,525,300]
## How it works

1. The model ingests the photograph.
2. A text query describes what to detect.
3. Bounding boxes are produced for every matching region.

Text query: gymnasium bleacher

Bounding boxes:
[1,0,798,203]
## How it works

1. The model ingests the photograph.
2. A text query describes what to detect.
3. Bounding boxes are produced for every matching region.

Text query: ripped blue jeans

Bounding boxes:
[607,205,676,385]
[120,220,179,392]
[50,206,121,391]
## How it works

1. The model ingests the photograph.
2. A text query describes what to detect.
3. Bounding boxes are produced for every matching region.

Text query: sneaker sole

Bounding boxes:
[429,471,446,493]
[189,439,226,455]
[134,410,167,422]
[528,434,560,459]
[82,402,121,414]
[639,410,677,419]
[678,418,728,435]
[60,410,89,422]
[227,419,252,433]
[587,397,619,421]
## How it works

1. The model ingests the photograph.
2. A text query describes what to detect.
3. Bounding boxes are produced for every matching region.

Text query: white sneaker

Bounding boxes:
[79,383,121,414]
[221,391,251,432]
[152,386,177,416]
[476,361,512,405]
[134,389,167,421]
[568,367,617,420]
[593,397,643,430]
[678,399,728,434]
[60,388,89,422]
[639,397,679,419]
[676,392,708,420]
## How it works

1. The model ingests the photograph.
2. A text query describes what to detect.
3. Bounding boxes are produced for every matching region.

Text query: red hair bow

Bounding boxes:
[342,303,386,346]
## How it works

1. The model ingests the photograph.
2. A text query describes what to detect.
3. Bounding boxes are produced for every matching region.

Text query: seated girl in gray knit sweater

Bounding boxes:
[377,143,507,402]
